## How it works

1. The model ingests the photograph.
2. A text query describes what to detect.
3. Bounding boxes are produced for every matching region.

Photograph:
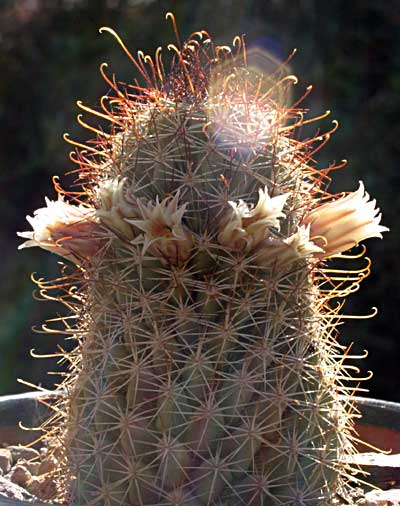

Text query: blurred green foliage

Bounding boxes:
[0,0,399,399]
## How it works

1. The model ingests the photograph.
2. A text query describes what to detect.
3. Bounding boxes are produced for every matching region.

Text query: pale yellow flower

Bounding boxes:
[127,192,193,264]
[18,198,103,264]
[256,225,324,267]
[217,205,247,251]
[95,177,138,239]
[218,187,289,251]
[303,181,389,258]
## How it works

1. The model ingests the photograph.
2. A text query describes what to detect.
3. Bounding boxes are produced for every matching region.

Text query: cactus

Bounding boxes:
[18,14,388,506]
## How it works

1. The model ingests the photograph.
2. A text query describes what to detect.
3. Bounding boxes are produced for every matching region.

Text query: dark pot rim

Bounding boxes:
[1,391,399,422]
[0,390,399,442]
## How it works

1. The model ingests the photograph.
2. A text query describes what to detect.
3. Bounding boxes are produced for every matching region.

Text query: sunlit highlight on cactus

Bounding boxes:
[18,13,388,506]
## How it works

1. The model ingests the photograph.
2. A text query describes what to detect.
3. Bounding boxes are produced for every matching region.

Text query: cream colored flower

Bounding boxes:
[18,198,103,264]
[218,187,289,250]
[127,192,193,264]
[95,177,138,239]
[285,225,325,258]
[302,181,389,258]
[217,205,247,251]
[256,225,324,267]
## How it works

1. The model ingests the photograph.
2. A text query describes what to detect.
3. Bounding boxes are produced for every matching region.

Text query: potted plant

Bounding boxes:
[4,14,396,506]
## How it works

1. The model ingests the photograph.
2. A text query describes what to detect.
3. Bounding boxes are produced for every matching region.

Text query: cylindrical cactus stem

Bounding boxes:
[18,15,389,506]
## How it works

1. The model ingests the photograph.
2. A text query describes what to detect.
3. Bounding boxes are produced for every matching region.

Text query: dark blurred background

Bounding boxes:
[0,0,399,400]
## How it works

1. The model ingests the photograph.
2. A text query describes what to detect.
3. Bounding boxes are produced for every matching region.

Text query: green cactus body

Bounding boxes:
[18,16,388,506]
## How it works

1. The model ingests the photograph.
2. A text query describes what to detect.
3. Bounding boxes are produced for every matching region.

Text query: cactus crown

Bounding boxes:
[18,13,388,506]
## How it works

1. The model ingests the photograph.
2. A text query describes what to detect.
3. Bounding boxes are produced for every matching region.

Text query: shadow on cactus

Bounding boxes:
[17,13,388,506]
